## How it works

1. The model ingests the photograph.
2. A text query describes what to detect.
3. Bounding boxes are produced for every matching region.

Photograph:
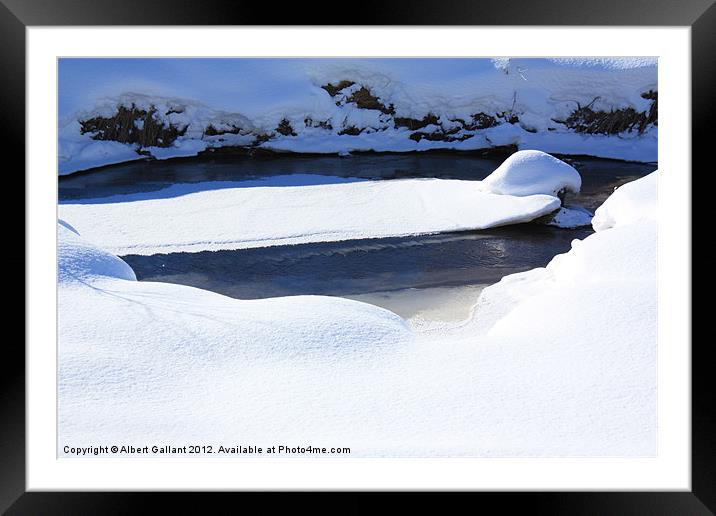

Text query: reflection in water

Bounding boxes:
[122,225,593,301]
[59,153,504,200]
[345,284,488,326]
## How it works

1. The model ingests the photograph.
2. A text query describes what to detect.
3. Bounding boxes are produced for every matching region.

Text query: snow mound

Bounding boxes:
[58,221,411,355]
[58,223,414,461]
[480,150,581,197]
[58,219,136,283]
[592,171,657,231]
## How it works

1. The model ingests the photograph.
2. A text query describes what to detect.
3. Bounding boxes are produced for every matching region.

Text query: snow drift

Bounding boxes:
[58,57,658,175]
[58,170,657,457]
[58,219,136,283]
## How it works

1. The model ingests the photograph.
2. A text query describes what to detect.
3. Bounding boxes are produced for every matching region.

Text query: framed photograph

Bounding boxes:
[8,0,709,511]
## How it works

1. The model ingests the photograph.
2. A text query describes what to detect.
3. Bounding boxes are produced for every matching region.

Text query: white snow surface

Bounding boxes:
[58,169,657,457]
[58,175,562,255]
[58,124,147,174]
[58,58,658,174]
[469,171,657,335]
[454,173,658,456]
[592,171,657,231]
[58,219,136,283]
[480,150,581,197]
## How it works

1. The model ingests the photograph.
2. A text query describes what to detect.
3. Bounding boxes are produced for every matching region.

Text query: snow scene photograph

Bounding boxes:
[58,57,658,458]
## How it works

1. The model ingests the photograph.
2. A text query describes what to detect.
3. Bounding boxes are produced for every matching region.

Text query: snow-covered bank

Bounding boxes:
[468,172,657,331]
[58,171,657,456]
[410,171,657,455]
[58,221,413,453]
[58,58,657,174]
[59,150,577,255]
[592,168,657,231]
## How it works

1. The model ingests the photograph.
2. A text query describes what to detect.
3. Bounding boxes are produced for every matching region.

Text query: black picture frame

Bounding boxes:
[5,0,710,512]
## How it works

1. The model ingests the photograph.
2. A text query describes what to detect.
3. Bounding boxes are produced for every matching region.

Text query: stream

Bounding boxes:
[59,152,656,324]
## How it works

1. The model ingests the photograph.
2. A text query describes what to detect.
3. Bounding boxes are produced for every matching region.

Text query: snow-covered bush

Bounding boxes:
[58,58,658,174]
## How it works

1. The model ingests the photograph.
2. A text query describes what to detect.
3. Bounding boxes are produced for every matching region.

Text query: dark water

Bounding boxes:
[60,152,656,302]
[58,152,655,211]
[122,225,593,299]
[59,153,504,201]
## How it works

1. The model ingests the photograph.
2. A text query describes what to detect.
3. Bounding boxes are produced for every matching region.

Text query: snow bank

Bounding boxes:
[480,150,581,197]
[58,228,409,357]
[449,172,658,454]
[592,171,657,231]
[58,58,658,174]
[470,172,657,334]
[58,165,658,455]
[59,176,562,255]
[472,218,657,455]
[58,222,413,448]
[58,93,255,175]
[58,124,146,175]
